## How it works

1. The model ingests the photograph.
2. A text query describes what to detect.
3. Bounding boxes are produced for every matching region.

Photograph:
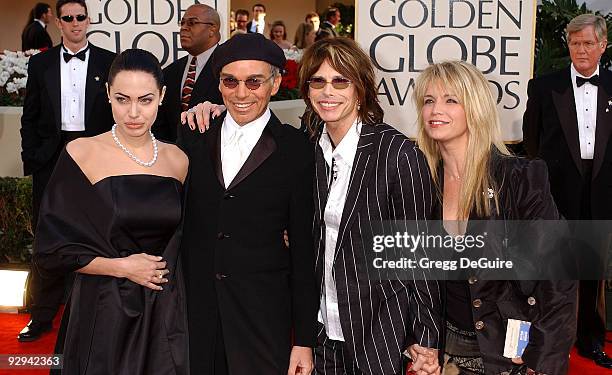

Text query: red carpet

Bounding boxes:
[0,310,609,374]
[0,309,63,375]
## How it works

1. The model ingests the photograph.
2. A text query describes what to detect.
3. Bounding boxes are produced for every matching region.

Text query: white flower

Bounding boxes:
[5,81,18,93]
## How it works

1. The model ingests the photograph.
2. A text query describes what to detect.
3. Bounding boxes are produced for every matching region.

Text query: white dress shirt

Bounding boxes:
[60,43,89,132]
[249,19,265,34]
[180,45,217,91]
[221,108,270,188]
[571,63,599,159]
[35,19,46,28]
[317,119,362,341]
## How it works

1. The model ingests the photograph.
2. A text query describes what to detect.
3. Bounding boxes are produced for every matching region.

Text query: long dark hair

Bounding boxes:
[298,37,384,138]
[108,49,164,91]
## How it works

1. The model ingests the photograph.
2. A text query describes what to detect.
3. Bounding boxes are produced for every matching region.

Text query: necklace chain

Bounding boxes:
[111,124,158,167]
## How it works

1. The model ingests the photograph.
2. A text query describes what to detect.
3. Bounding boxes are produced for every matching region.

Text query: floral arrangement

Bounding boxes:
[271,49,303,102]
[0,50,39,107]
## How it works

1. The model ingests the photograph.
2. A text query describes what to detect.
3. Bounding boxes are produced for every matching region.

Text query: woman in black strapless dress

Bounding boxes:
[33,49,189,374]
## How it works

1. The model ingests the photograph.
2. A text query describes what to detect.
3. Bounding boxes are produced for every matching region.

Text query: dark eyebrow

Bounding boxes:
[114,92,155,99]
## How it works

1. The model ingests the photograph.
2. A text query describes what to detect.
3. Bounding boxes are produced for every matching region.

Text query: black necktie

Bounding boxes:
[63,46,89,63]
[576,75,599,87]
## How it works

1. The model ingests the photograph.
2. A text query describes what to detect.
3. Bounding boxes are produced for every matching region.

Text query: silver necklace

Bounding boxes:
[111,124,158,167]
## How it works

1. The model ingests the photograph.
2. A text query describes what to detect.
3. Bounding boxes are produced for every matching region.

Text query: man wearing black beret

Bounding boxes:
[177,33,317,375]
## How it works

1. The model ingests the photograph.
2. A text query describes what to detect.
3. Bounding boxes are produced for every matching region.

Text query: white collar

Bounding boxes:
[571,63,599,80]
[319,119,362,168]
[189,44,217,69]
[62,42,89,55]
[35,19,46,28]
[222,108,271,145]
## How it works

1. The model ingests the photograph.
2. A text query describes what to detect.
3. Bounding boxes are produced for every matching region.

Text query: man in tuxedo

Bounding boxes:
[246,3,266,35]
[19,0,115,342]
[178,33,317,375]
[522,13,612,369]
[21,2,53,51]
[151,4,222,142]
[318,7,340,38]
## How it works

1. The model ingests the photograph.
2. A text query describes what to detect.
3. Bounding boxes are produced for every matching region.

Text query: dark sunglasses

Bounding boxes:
[307,77,352,90]
[60,14,87,22]
[221,74,274,90]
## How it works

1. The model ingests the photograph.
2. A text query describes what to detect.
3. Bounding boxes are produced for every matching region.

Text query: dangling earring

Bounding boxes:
[357,101,361,111]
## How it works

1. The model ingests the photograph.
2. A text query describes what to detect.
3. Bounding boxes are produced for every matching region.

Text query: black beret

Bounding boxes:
[211,33,286,78]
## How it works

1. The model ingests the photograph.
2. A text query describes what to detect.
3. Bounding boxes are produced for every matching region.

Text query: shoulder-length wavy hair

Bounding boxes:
[298,37,384,138]
[413,60,510,218]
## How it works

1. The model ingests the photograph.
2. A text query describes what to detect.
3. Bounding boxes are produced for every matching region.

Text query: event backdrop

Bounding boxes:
[85,0,229,66]
[83,0,536,141]
[357,0,537,140]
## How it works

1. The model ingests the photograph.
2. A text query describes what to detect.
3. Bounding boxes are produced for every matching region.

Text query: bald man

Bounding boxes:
[152,4,222,142]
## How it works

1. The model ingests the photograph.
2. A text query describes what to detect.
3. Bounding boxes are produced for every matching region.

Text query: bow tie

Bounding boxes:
[576,74,599,87]
[63,47,88,63]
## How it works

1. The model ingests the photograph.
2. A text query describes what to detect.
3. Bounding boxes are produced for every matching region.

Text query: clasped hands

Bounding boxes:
[408,344,440,375]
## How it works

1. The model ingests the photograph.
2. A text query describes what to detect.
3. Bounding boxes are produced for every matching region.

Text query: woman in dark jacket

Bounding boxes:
[411,60,577,375]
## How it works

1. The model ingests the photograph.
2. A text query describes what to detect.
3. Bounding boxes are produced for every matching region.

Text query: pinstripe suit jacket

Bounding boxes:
[313,123,443,374]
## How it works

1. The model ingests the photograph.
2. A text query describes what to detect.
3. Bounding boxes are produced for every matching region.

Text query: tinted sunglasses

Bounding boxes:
[307,77,352,90]
[60,14,88,22]
[221,74,274,90]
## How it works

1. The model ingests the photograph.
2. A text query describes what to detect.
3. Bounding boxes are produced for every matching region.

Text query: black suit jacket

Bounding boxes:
[313,124,442,374]
[21,21,52,51]
[178,112,318,374]
[318,21,339,38]
[522,66,612,219]
[20,44,116,176]
[152,53,222,142]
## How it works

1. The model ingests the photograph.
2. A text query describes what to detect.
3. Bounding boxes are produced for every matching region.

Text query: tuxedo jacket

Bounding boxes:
[152,53,222,142]
[313,123,442,375]
[178,112,318,374]
[20,44,116,176]
[21,21,52,51]
[522,67,612,219]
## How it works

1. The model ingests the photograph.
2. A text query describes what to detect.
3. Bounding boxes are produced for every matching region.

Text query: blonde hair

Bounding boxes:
[413,60,510,219]
[566,13,608,43]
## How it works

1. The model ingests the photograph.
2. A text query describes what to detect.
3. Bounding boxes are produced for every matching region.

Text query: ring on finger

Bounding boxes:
[186,107,196,113]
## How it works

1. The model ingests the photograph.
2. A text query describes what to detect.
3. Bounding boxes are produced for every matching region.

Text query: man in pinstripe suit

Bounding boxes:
[180,37,443,374]
[300,38,442,375]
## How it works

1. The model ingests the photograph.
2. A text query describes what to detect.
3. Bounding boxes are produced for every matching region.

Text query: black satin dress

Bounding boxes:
[34,150,188,375]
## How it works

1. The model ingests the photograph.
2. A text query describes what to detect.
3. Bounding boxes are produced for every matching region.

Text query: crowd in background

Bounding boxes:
[229,4,345,51]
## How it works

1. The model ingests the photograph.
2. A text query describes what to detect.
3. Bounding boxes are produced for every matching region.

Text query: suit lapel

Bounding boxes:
[172,57,188,96]
[226,114,279,190]
[43,46,61,130]
[205,114,225,188]
[84,45,105,126]
[552,70,583,174]
[593,70,612,179]
[333,124,376,261]
[314,141,329,278]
